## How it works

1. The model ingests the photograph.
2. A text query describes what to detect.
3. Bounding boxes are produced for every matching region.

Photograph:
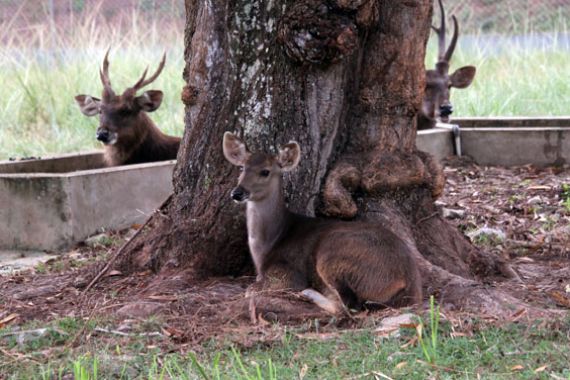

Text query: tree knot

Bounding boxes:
[322,151,445,218]
[322,162,362,218]
[181,85,200,106]
[362,150,445,198]
[277,0,359,66]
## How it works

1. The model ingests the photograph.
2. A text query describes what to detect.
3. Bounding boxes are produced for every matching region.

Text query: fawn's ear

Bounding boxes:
[278,141,301,172]
[450,66,476,89]
[223,132,250,166]
[75,95,101,116]
[136,90,163,112]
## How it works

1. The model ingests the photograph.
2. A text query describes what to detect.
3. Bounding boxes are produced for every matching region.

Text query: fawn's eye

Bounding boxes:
[260,169,270,177]
[238,166,244,172]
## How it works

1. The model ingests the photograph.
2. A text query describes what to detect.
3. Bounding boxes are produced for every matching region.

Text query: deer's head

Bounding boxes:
[421,0,476,126]
[75,50,166,145]
[222,132,301,203]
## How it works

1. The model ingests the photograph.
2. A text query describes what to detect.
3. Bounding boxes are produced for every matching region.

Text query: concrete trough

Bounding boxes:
[0,152,174,252]
[416,127,454,161]
[416,117,570,167]
[454,117,570,167]
[1,117,568,253]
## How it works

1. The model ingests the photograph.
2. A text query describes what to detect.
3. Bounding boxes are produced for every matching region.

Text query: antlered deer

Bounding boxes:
[75,51,180,166]
[418,0,476,130]
[223,132,422,314]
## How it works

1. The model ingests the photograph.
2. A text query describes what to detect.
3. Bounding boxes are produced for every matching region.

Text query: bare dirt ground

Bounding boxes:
[439,157,570,311]
[1,158,569,349]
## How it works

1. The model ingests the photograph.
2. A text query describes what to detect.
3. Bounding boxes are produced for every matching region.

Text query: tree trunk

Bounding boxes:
[119,0,518,315]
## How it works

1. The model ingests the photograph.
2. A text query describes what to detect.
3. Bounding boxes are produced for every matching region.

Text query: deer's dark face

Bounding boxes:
[422,63,476,123]
[419,0,476,128]
[75,50,165,146]
[75,89,163,145]
[222,132,301,203]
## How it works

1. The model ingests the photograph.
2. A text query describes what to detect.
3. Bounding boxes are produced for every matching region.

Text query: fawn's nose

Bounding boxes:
[96,129,110,143]
[231,186,249,203]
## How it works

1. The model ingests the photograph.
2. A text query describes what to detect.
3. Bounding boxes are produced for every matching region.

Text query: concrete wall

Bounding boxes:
[0,156,174,252]
[2,118,569,252]
[460,127,569,167]
[0,152,105,174]
[68,163,175,245]
[454,117,570,128]
[0,175,74,250]
[453,117,570,166]
[417,119,570,167]
[416,127,454,161]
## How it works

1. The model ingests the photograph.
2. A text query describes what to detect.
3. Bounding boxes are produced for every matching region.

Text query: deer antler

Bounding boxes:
[431,0,458,64]
[99,48,112,89]
[431,0,446,62]
[443,15,458,63]
[132,53,166,92]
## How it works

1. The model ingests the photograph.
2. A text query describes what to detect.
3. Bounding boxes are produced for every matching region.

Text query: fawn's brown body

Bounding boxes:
[418,0,476,130]
[223,132,422,314]
[75,51,180,166]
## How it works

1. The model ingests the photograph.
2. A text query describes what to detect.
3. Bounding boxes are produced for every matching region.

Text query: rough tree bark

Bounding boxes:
[119,0,519,315]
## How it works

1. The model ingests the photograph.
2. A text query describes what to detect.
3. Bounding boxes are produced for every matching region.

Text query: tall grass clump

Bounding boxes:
[416,295,441,365]
[0,4,185,160]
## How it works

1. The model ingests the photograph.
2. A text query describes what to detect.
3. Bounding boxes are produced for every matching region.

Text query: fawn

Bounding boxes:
[223,132,422,314]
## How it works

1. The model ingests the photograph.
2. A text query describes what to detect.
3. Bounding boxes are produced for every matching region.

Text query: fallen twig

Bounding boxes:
[373,372,395,380]
[416,212,439,225]
[0,347,42,366]
[0,328,50,338]
[65,303,100,349]
[83,194,172,292]
[347,371,394,380]
[94,327,164,338]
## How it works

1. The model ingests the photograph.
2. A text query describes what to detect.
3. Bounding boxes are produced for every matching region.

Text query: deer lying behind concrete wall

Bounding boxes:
[418,0,476,130]
[75,51,180,166]
[223,132,422,314]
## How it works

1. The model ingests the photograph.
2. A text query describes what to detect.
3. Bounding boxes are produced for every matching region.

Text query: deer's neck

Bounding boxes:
[137,113,160,142]
[246,184,291,277]
[417,111,437,131]
[106,114,161,165]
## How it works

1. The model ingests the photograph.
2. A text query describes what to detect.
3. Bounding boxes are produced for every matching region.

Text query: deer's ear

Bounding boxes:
[136,90,163,112]
[278,142,301,172]
[75,95,100,116]
[223,132,250,166]
[450,66,476,89]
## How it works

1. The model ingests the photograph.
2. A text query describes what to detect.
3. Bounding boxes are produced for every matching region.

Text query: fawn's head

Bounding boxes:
[422,0,476,124]
[75,50,166,145]
[222,132,301,203]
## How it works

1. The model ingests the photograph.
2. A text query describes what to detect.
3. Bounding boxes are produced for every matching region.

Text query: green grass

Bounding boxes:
[561,184,570,213]
[0,10,185,160]
[425,32,570,119]
[417,295,441,364]
[1,10,569,160]
[1,315,570,379]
